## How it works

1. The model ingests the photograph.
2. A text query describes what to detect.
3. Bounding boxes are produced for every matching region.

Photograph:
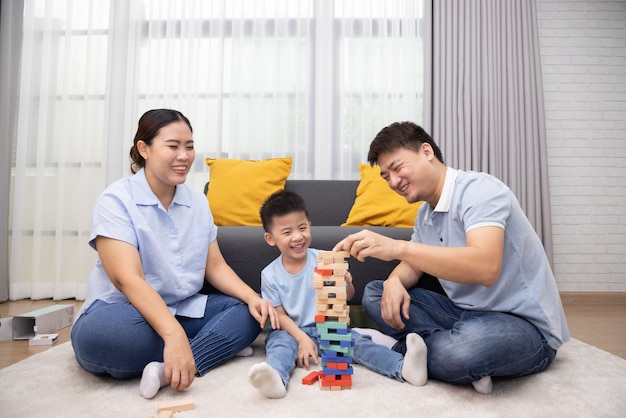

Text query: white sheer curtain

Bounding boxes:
[1,0,425,301]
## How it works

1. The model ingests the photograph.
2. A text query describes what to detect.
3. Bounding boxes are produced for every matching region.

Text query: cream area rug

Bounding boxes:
[1,334,625,418]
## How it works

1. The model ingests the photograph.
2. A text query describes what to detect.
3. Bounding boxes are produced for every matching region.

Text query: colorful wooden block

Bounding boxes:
[302,370,321,385]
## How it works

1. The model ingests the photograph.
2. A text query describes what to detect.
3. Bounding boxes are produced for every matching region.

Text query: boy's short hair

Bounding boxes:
[260,190,310,232]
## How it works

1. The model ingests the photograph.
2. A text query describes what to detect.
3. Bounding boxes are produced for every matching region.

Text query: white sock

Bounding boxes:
[352,327,398,349]
[472,376,493,394]
[401,333,428,386]
[139,361,167,399]
[248,362,287,399]
[236,346,253,357]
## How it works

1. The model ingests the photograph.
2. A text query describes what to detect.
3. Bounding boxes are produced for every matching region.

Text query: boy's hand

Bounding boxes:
[296,336,319,370]
[345,271,353,286]
[345,270,355,301]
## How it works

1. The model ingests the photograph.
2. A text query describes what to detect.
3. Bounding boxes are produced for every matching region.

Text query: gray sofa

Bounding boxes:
[203,180,443,305]
[202,180,443,310]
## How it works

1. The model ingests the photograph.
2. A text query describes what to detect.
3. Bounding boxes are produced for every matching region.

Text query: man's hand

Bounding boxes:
[381,276,411,329]
[333,230,400,262]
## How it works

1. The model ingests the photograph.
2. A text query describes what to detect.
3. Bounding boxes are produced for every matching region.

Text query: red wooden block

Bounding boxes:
[302,370,321,385]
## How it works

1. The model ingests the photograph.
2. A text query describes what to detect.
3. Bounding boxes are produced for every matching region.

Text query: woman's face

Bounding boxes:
[138,120,195,192]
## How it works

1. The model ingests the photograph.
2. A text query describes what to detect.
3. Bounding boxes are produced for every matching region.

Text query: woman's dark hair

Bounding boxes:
[260,190,310,233]
[367,121,444,165]
[129,109,193,174]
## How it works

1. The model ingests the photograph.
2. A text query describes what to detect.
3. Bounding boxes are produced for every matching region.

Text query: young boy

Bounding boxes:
[248,190,427,399]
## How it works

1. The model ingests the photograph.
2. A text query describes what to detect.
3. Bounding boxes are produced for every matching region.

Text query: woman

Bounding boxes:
[71,109,278,399]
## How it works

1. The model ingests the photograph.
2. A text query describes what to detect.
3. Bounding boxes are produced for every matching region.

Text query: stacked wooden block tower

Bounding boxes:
[312,250,354,391]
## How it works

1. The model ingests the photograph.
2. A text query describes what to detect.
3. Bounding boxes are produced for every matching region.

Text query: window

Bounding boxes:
[5,0,424,299]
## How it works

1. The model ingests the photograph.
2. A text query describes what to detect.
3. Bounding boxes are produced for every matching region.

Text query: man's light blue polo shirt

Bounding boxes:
[76,169,217,321]
[412,168,570,350]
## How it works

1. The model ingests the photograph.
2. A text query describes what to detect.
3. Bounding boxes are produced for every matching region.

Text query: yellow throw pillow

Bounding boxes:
[343,164,422,228]
[205,157,292,226]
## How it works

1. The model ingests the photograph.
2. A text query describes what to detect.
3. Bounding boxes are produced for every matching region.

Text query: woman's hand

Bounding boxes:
[248,296,280,330]
[162,329,197,391]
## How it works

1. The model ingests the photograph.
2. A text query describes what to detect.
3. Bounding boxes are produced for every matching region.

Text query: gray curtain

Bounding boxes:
[0,0,23,301]
[423,0,553,265]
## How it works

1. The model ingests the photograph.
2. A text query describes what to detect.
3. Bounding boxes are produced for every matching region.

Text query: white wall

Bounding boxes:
[537,0,626,291]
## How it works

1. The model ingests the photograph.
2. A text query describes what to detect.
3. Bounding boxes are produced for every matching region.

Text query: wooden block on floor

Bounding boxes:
[158,398,195,413]
[302,370,322,385]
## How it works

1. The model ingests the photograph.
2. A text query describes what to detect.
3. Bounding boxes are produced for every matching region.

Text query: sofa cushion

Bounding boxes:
[284,180,358,226]
[343,164,422,228]
[205,157,292,226]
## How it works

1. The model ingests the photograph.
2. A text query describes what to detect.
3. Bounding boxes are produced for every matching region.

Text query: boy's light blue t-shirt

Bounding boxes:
[412,168,570,350]
[76,168,217,321]
[261,248,320,327]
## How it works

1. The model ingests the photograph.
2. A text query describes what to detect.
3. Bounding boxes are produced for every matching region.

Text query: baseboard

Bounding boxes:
[560,291,626,305]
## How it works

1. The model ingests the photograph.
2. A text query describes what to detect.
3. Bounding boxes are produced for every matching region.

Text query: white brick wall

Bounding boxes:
[536,0,626,291]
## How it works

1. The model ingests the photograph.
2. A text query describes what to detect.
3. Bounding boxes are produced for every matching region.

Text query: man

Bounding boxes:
[334,121,569,394]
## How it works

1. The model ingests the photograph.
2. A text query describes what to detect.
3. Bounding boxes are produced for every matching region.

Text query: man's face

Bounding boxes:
[377,144,434,204]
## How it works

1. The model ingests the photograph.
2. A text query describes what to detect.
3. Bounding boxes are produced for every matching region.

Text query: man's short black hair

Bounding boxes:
[368,121,444,165]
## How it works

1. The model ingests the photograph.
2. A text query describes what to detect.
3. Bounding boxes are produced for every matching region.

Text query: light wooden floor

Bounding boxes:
[1,293,625,369]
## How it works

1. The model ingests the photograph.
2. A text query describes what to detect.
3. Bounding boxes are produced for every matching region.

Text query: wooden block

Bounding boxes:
[317,303,329,311]
[158,411,174,418]
[320,374,353,387]
[302,370,321,385]
[158,398,195,413]
[319,286,347,299]
[315,266,333,276]
[315,320,349,330]
[333,251,349,261]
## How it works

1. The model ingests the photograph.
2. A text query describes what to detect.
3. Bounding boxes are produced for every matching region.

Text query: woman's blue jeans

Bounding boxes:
[362,281,556,385]
[265,325,407,387]
[71,294,261,378]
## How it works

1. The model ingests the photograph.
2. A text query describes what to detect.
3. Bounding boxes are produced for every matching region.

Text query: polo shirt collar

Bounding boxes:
[131,168,192,208]
[433,167,458,213]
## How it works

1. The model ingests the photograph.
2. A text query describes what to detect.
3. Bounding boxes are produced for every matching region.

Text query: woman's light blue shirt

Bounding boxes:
[75,169,217,321]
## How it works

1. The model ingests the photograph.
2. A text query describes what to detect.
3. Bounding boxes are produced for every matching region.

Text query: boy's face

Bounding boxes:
[264,211,311,262]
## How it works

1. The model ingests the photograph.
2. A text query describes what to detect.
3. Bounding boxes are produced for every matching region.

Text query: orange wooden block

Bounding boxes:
[320,376,352,387]
[302,370,321,385]
[315,267,333,276]
[314,314,326,323]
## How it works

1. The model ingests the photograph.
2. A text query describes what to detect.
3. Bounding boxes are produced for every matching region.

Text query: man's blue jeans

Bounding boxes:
[71,294,261,378]
[265,325,408,387]
[362,281,556,384]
